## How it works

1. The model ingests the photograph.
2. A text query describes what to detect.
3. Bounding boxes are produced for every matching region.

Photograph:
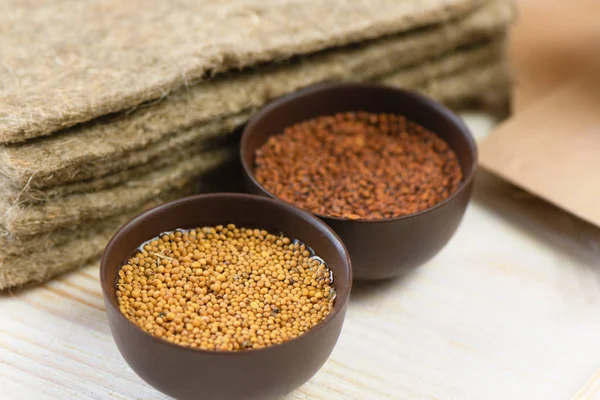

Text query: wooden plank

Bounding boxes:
[1,116,600,399]
[572,370,600,400]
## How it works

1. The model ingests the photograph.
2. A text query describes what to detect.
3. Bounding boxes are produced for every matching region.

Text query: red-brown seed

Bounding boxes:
[254,111,462,220]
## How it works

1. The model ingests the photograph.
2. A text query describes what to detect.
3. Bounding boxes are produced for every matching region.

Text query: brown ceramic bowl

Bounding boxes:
[240,82,477,280]
[100,193,352,400]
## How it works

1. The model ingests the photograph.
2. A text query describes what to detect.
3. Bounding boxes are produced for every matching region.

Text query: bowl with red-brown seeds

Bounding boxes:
[100,193,351,400]
[241,82,477,280]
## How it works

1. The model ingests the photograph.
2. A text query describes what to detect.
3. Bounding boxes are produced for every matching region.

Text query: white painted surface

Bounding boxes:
[1,114,599,399]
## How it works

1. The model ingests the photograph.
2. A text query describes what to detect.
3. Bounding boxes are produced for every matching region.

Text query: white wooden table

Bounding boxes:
[2,114,600,400]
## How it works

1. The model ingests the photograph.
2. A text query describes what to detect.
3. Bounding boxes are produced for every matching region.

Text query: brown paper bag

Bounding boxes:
[479,67,600,227]
[509,0,600,111]
[480,0,600,227]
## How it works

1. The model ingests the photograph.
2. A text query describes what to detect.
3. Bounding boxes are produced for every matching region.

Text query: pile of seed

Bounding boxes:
[116,225,335,351]
[254,111,463,220]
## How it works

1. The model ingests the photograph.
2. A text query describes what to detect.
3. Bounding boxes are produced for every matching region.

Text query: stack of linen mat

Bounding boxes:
[0,0,514,288]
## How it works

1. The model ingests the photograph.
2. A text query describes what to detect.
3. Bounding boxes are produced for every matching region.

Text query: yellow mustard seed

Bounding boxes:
[116,225,335,351]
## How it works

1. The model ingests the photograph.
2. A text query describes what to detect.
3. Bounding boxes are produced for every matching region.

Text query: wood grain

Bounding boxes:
[1,116,600,399]
[572,370,600,400]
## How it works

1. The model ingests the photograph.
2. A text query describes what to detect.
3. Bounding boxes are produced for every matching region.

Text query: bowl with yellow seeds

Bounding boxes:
[100,193,352,400]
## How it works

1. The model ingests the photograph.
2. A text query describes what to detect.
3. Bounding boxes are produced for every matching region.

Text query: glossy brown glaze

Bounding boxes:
[240,83,477,280]
[100,194,352,400]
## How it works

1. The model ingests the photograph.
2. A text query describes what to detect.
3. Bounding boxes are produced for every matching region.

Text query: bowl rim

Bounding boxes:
[100,192,353,356]
[240,81,478,224]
